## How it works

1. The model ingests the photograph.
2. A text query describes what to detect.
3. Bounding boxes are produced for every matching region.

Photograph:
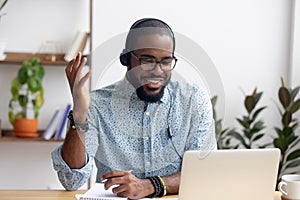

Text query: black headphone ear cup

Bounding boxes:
[119,49,131,67]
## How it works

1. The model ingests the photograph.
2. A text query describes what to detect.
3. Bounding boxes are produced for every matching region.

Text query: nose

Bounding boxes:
[151,62,164,74]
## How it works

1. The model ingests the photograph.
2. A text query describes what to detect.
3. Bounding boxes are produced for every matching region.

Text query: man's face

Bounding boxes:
[126,34,174,102]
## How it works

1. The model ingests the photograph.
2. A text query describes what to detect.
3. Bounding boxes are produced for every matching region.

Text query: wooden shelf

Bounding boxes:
[0,52,68,66]
[0,130,63,142]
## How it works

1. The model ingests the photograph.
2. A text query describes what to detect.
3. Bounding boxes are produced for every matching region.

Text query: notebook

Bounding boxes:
[178,148,280,200]
[75,183,153,200]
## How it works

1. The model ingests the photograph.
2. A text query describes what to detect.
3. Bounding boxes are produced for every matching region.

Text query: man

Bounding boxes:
[52,18,216,199]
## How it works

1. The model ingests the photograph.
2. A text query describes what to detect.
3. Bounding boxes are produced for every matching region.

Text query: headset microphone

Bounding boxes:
[167,126,173,138]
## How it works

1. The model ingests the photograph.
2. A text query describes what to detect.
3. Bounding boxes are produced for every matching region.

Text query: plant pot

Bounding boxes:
[14,118,39,138]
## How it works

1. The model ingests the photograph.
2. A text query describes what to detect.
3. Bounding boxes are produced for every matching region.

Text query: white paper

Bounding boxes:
[75,183,154,200]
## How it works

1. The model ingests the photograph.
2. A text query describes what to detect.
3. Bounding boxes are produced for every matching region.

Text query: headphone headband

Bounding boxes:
[120,18,175,67]
[130,18,173,32]
[126,18,175,50]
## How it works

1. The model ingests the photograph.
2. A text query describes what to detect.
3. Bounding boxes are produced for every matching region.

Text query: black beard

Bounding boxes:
[136,86,165,103]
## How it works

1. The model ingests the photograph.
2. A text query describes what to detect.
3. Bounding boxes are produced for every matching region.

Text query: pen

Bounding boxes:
[100,170,133,183]
[100,178,109,183]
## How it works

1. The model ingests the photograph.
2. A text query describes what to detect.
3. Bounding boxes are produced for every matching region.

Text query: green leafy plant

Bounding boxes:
[229,88,267,149]
[211,96,236,149]
[273,78,300,184]
[0,0,8,20]
[8,57,45,125]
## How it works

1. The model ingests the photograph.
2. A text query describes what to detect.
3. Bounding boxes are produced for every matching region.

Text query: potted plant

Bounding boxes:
[228,88,268,149]
[8,57,45,137]
[211,95,235,149]
[273,78,300,186]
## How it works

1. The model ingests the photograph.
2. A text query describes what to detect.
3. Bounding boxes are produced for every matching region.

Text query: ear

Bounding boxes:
[119,49,131,67]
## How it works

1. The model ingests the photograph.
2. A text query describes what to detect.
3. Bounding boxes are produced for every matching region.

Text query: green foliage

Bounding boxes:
[0,0,8,19]
[228,88,267,149]
[211,96,237,149]
[212,78,300,187]
[0,0,7,11]
[8,57,45,125]
[273,78,300,184]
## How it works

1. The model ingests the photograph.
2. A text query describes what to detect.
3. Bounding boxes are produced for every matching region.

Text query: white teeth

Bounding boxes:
[144,79,160,84]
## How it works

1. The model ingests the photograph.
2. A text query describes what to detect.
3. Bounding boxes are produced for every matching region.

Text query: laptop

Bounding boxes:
[178,148,280,200]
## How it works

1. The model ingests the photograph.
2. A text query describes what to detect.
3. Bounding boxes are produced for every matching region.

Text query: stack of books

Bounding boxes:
[42,104,71,140]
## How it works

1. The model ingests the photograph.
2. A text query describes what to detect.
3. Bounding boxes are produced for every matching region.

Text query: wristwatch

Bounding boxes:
[68,110,89,132]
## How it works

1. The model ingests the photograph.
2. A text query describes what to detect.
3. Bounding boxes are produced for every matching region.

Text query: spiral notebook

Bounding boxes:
[75,183,153,200]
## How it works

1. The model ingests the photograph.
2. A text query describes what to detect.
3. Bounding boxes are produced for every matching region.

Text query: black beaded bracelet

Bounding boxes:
[147,176,165,198]
[147,177,160,198]
[68,110,89,132]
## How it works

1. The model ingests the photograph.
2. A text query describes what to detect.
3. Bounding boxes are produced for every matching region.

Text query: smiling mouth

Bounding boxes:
[143,78,164,90]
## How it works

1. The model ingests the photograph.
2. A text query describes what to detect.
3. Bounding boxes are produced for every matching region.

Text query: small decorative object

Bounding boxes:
[0,39,6,60]
[39,40,62,62]
[8,57,45,137]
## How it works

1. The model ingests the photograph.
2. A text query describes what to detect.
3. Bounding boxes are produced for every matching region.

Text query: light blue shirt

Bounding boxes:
[51,77,216,190]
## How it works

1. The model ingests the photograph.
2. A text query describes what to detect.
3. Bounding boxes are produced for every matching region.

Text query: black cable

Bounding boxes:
[166,87,182,160]
[167,127,182,160]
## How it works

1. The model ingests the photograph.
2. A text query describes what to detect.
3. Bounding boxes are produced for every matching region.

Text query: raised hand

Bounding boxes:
[65,52,92,122]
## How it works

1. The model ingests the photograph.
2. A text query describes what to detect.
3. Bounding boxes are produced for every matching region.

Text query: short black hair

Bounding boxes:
[125,18,175,52]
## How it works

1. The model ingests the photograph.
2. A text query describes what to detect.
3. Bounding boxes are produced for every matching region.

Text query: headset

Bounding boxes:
[121,18,181,159]
[119,18,176,67]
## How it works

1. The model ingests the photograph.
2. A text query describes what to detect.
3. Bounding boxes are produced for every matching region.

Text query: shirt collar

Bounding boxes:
[160,85,170,105]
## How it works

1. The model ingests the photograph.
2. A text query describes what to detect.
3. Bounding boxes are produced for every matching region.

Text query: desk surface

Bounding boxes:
[0,190,282,200]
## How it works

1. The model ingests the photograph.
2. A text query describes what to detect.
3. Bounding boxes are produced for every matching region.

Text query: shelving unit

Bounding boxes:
[0,0,93,142]
[0,52,68,66]
[0,130,63,142]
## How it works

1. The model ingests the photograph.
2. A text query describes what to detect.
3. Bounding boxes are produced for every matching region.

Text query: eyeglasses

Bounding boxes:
[131,52,177,71]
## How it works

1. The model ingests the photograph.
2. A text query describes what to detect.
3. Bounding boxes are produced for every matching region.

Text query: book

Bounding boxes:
[59,119,68,139]
[75,183,153,200]
[42,108,63,140]
[64,31,89,62]
[54,104,71,140]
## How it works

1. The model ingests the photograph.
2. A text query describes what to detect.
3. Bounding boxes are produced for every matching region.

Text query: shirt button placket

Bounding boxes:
[143,106,151,172]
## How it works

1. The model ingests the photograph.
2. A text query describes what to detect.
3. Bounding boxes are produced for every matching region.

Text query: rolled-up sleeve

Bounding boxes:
[51,145,93,190]
[51,99,100,190]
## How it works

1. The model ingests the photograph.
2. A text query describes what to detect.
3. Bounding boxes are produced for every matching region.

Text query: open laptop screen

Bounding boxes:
[179,149,280,200]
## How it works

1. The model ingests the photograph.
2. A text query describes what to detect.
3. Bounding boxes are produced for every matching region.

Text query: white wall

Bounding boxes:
[290,0,300,144]
[0,0,299,189]
[0,142,63,189]
[291,0,300,88]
